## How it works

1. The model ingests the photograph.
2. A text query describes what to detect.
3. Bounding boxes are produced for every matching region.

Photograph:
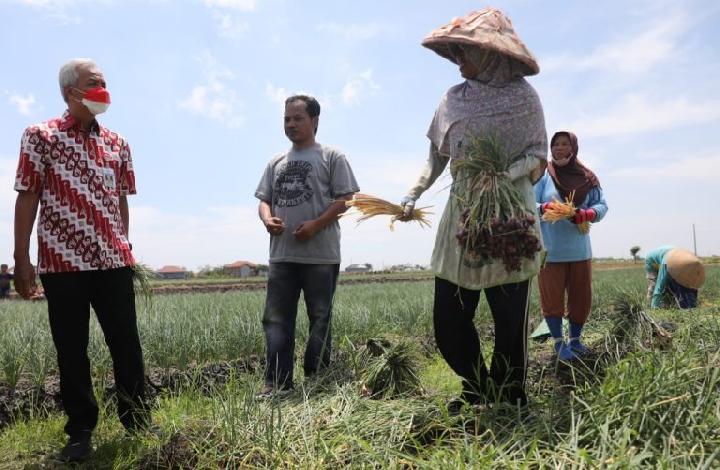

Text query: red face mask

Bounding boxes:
[74,87,111,115]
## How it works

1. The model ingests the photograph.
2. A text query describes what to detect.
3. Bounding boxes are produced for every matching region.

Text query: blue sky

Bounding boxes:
[1,0,718,271]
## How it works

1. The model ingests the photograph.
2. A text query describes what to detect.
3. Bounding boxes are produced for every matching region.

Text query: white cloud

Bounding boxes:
[569,94,720,138]
[543,13,689,76]
[341,69,379,106]
[213,11,249,38]
[178,52,245,127]
[9,0,107,22]
[352,153,439,196]
[315,22,387,41]
[202,0,256,11]
[609,152,720,180]
[130,204,265,270]
[266,69,377,111]
[0,158,18,215]
[6,92,37,115]
[582,16,687,74]
[264,83,333,111]
[265,82,289,109]
[0,158,23,262]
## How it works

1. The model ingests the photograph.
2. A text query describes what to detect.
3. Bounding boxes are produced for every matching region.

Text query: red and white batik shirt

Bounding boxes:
[14,111,136,274]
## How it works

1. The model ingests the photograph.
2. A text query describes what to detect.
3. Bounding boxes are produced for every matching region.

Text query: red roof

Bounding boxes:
[156,265,187,273]
[224,260,257,269]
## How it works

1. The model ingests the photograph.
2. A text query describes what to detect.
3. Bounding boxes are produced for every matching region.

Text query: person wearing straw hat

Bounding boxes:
[645,246,705,309]
[534,131,608,361]
[400,8,547,409]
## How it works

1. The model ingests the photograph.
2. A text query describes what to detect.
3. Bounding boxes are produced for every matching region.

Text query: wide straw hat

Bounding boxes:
[666,248,705,289]
[422,7,539,76]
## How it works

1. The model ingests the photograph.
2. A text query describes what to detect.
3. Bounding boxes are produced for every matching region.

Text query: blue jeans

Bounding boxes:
[263,262,339,389]
[667,276,698,309]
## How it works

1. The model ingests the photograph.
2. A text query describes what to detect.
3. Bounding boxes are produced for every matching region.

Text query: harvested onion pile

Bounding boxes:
[344,193,432,231]
[541,190,590,233]
[453,137,541,273]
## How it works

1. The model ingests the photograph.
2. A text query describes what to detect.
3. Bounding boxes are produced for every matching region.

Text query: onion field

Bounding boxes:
[0,265,718,468]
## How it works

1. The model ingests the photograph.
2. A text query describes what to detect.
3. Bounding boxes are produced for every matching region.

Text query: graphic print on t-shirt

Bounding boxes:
[273,160,313,207]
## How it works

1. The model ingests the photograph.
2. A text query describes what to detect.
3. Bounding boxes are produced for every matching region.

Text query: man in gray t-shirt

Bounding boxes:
[254,95,359,397]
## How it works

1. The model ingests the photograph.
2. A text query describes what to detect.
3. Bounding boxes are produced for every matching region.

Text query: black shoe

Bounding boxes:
[447,386,487,415]
[460,380,487,404]
[61,433,92,463]
[446,397,467,414]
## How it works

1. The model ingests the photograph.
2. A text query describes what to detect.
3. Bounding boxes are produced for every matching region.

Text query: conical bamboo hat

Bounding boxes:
[667,248,705,289]
[422,7,539,76]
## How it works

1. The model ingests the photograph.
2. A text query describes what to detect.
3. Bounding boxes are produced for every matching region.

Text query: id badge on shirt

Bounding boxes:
[102,167,117,191]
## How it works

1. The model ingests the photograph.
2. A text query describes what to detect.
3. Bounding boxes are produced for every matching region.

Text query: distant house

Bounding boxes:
[155,265,190,280]
[223,260,268,278]
[345,263,373,273]
[389,263,426,272]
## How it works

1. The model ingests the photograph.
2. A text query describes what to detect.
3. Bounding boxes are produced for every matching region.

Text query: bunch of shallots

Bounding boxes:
[453,137,541,272]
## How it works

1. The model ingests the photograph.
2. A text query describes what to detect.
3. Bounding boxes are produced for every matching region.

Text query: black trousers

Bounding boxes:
[40,266,147,436]
[433,277,530,406]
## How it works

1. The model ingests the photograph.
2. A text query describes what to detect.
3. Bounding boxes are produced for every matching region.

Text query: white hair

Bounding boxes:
[58,58,97,102]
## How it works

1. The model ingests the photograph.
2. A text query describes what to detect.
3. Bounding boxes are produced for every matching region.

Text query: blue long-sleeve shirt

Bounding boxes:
[645,245,675,308]
[534,172,608,262]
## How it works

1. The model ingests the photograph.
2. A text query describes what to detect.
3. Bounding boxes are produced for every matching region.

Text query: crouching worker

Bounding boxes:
[645,246,705,309]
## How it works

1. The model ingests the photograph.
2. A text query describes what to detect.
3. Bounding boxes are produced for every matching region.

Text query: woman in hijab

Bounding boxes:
[399,8,547,409]
[535,131,608,361]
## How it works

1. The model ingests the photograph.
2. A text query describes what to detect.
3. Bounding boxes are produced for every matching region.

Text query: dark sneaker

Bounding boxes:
[61,433,92,463]
[446,396,470,415]
[554,341,578,362]
[447,388,487,415]
[255,384,293,399]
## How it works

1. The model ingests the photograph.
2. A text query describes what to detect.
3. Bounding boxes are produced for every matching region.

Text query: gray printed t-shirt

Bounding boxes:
[255,144,359,264]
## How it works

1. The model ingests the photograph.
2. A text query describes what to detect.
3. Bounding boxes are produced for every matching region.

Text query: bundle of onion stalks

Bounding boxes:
[453,136,542,272]
[344,193,432,231]
[608,291,673,351]
[132,263,155,306]
[541,190,590,234]
[360,337,422,399]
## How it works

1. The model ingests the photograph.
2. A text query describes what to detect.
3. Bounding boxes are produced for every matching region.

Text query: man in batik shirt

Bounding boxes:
[13,58,147,463]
